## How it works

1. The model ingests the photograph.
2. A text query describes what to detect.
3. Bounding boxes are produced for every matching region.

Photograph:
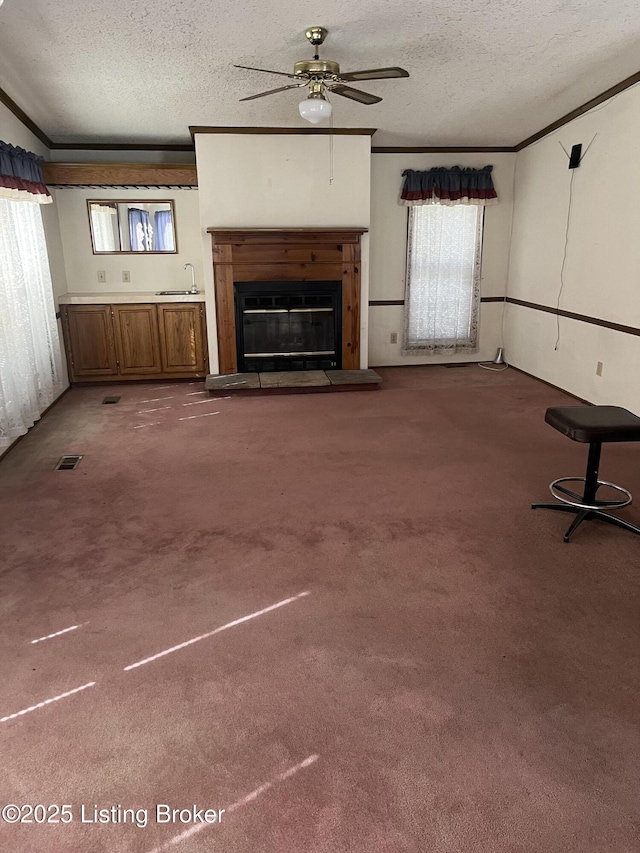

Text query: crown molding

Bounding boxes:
[189,125,377,139]
[3,68,640,156]
[372,146,516,153]
[0,85,53,148]
[515,69,640,150]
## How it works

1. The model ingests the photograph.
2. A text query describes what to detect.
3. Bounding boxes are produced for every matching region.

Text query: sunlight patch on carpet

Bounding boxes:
[123,592,311,672]
[146,754,319,852]
[1,682,96,723]
[31,623,87,644]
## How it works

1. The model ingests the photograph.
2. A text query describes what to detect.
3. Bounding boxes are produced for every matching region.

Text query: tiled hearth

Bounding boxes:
[206,369,382,396]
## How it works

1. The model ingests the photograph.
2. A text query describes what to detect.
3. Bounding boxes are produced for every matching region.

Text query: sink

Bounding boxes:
[155,290,199,295]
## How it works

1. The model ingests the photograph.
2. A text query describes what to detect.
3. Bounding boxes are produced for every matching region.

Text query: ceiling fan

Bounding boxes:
[234,27,410,124]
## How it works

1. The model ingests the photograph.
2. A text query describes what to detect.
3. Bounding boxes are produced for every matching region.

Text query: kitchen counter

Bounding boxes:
[58,291,205,304]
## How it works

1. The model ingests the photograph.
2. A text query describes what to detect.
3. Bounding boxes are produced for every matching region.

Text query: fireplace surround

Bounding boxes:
[208,228,366,374]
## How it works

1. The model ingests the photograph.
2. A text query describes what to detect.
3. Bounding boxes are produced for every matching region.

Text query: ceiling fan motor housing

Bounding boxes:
[294,59,340,77]
[235,26,409,112]
[305,27,327,46]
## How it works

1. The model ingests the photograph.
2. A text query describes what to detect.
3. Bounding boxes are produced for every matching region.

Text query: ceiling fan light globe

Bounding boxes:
[298,96,332,124]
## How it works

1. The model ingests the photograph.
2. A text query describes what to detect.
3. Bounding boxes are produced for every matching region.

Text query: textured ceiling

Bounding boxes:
[0,0,638,146]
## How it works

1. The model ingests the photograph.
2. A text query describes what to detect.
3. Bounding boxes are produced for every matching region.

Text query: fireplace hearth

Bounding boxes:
[235,280,341,372]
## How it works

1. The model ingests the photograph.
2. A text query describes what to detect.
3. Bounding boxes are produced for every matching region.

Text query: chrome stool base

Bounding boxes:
[532,407,640,542]
[533,475,638,543]
[531,501,640,543]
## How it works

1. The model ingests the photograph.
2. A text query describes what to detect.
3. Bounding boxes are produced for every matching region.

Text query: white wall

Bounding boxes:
[195,133,372,373]
[506,82,640,412]
[368,152,515,366]
[53,187,203,293]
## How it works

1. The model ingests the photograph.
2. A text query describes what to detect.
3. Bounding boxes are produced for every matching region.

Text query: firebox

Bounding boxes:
[234,280,342,373]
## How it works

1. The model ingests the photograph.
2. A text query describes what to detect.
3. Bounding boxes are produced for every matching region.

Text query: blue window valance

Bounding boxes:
[0,141,52,204]
[401,165,498,206]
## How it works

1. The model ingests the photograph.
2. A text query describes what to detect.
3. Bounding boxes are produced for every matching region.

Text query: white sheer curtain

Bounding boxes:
[403,204,483,355]
[90,204,118,251]
[0,198,63,446]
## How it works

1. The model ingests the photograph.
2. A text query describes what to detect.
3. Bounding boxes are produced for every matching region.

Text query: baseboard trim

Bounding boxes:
[370,361,484,369]
[508,365,592,405]
[370,361,594,404]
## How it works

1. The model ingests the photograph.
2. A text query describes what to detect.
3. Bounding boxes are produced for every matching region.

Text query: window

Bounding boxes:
[403,204,483,354]
[0,198,63,446]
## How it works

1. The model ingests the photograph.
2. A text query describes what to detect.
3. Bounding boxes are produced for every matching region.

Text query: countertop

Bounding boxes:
[57,292,205,304]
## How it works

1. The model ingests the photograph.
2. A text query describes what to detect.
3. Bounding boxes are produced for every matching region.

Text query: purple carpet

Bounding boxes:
[1,366,639,852]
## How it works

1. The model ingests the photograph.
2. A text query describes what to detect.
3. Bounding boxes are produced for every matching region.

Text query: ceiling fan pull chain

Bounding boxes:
[329,97,334,184]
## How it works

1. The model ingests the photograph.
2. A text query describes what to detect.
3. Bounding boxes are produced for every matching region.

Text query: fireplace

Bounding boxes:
[235,280,341,372]
[208,228,366,375]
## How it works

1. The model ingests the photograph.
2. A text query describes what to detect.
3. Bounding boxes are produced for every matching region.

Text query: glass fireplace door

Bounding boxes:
[235,281,342,372]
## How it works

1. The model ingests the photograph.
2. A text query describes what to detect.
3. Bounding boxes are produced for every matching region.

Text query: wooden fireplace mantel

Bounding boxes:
[208,228,367,375]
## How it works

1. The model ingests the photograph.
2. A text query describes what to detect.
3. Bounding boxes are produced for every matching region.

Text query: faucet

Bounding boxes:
[184,263,198,294]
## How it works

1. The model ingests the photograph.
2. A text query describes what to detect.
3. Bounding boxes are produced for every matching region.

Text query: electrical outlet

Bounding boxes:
[97,270,106,283]
[596,361,603,377]
[122,270,131,283]
[390,332,398,344]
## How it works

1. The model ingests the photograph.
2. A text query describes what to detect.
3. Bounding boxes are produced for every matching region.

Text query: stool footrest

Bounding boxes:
[535,406,640,541]
[549,476,631,511]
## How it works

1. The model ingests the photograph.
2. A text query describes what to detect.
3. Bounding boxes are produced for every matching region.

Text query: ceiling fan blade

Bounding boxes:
[240,84,305,102]
[330,85,382,105]
[339,67,410,82]
[234,64,301,80]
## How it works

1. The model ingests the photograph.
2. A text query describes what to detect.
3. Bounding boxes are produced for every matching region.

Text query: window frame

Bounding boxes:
[403,203,485,354]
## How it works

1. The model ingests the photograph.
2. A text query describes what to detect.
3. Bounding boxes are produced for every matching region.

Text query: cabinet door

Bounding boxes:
[112,304,162,375]
[64,305,118,378]
[157,303,206,374]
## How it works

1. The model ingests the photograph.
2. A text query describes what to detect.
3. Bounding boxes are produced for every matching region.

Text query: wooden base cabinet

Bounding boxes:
[64,305,119,379]
[112,305,163,375]
[61,302,208,383]
[157,303,207,374]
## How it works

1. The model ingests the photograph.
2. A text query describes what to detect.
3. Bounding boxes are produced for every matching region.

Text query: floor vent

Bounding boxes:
[102,395,121,404]
[55,455,83,471]
[444,363,470,369]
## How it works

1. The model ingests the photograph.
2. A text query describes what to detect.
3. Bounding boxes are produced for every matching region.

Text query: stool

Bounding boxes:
[532,405,640,543]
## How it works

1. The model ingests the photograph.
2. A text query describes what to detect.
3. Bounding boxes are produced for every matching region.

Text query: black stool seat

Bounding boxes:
[533,405,640,542]
[545,405,640,443]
